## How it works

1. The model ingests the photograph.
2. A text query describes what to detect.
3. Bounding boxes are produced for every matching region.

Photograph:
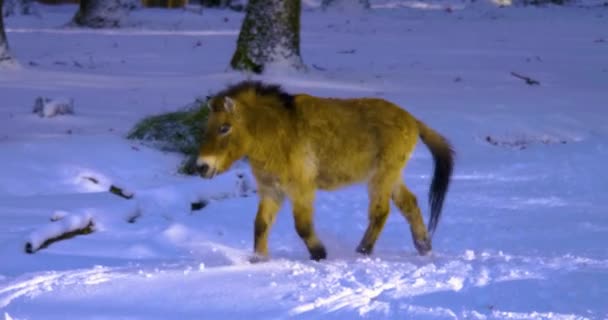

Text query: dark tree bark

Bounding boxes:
[0,0,12,64]
[72,0,128,28]
[230,0,304,74]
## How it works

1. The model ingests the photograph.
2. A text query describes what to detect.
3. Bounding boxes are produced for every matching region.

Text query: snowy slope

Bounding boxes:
[1,1,608,319]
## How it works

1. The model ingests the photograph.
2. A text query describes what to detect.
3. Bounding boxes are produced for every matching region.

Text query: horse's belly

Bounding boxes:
[315,160,371,190]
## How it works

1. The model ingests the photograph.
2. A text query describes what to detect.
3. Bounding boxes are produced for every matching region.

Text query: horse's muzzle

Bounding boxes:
[197,163,216,179]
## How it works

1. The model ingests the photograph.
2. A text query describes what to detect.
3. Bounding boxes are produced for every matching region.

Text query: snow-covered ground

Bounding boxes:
[1,1,607,319]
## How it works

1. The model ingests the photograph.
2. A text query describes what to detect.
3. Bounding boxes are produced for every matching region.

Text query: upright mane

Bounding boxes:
[215,80,295,110]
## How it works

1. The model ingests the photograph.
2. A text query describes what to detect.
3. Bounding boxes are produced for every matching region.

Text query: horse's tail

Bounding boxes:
[416,119,455,239]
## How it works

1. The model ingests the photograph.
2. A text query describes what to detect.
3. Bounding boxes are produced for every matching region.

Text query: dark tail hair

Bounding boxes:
[416,120,455,239]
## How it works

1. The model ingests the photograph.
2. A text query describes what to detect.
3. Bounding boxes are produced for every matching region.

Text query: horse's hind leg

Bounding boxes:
[356,169,399,255]
[392,183,432,255]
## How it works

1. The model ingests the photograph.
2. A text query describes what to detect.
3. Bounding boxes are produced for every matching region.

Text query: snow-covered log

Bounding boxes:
[25,214,95,254]
[32,97,75,118]
[72,0,129,28]
[321,0,370,10]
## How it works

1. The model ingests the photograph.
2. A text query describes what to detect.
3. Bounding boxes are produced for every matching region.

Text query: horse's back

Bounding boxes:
[293,95,419,189]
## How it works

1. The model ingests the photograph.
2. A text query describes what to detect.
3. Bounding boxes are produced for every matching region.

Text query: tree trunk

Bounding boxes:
[322,0,370,10]
[0,0,12,64]
[230,0,304,74]
[72,0,127,28]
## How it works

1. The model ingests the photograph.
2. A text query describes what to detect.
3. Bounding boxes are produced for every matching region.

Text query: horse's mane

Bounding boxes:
[216,80,295,110]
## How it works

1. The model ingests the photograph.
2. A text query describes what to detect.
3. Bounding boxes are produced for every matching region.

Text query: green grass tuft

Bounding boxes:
[127,97,209,175]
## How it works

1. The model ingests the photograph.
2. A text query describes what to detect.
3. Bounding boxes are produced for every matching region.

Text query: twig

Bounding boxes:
[511,72,540,85]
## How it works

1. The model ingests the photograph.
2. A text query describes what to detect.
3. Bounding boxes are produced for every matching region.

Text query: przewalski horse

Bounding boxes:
[197,81,454,261]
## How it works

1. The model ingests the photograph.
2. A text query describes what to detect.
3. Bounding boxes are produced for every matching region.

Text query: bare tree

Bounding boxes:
[0,0,13,64]
[230,0,304,73]
[72,0,129,28]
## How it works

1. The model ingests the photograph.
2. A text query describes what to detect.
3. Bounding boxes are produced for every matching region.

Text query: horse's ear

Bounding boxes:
[224,96,236,113]
[205,96,214,112]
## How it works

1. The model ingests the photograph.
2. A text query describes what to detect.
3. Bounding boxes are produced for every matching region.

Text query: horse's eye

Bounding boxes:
[218,124,231,134]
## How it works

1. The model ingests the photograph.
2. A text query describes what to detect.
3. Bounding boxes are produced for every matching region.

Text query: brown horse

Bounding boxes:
[197,81,454,261]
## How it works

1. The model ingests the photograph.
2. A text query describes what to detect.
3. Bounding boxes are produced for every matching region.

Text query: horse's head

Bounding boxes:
[196,96,248,179]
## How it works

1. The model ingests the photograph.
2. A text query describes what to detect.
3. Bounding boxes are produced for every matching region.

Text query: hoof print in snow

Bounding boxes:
[33,97,75,118]
[312,64,327,71]
[25,216,95,254]
[126,208,142,223]
[50,210,69,222]
[249,254,270,264]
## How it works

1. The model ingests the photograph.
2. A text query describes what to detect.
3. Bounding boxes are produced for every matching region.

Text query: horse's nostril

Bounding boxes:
[199,163,209,176]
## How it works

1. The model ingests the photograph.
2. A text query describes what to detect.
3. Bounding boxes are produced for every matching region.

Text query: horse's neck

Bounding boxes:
[244,113,296,175]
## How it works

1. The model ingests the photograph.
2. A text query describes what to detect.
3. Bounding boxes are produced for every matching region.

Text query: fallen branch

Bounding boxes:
[109,185,134,199]
[25,214,95,254]
[511,72,540,85]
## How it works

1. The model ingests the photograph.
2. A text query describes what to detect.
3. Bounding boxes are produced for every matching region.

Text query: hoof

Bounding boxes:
[356,244,373,255]
[310,245,327,261]
[414,237,432,256]
[249,254,270,264]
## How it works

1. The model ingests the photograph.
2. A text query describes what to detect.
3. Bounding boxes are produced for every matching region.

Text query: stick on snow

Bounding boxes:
[25,215,95,254]
[511,72,540,86]
[191,199,209,212]
[83,176,134,199]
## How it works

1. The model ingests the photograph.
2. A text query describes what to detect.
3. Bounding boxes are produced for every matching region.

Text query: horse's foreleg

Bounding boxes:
[292,191,327,261]
[253,195,283,261]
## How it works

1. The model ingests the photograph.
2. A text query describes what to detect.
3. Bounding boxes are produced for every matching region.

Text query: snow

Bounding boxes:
[1,1,608,319]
